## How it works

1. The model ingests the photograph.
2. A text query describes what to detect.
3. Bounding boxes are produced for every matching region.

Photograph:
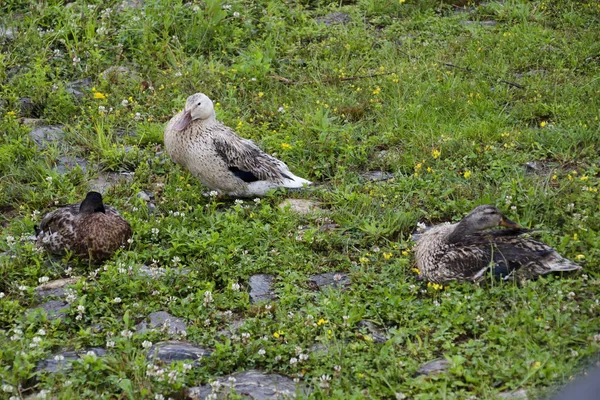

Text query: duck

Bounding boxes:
[35,191,132,262]
[164,92,312,197]
[414,205,582,283]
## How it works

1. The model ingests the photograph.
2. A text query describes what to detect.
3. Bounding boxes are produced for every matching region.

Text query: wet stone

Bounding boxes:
[416,358,450,376]
[308,272,350,290]
[360,170,394,182]
[65,78,92,99]
[28,300,70,321]
[34,277,80,300]
[248,274,275,303]
[55,156,88,174]
[28,125,65,149]
[316,12,351,26]
[498,389,528,399]
[278,199,325,215]
[357,320,389,344]
[36,348,106,374]
[146,341,212,364]
[89,172,134,194]
[187,369,312,400]
[136,311,187,335]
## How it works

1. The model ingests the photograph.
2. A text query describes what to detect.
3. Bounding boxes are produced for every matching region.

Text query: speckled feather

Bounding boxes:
[36,203,132,262]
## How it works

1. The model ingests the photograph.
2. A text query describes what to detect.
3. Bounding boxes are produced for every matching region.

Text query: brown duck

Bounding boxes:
[35,192,132,262]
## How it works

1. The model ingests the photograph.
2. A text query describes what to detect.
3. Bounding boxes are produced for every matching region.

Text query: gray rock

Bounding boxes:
[0,26,15,40]
[316,12,351,26]
[278,199,325,215]
[248,274,275,303]
[416,358,450,376]
[216,318,247,340]
[187,370,311,400]
[34,277,80,300]
[357,320,389,344]
[55,156,88,174]
[137,191,152,202]
[146,341,212,364]
[28,125,65,148]
[136,311,187,335]
[89,172,134,194]
[498,389,528,399]
[65,78,92,99]
[36,347,106,374]
[308,272,350,290]
[360,171,394,182]
[28,300,70,321]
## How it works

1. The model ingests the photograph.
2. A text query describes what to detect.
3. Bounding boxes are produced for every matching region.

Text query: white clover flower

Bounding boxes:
[231,282,240,291]
[121,99,129,107]
[98,105,106,113]
[289,357,298,365]
[107,340,115,348]
[172,256,181,265]
[253,198,261,204]
[142,340,153,349]
[2,384,14,393]
[151,228,160,235]
[77,305,85,312]
[38,276,50,284]
[319,374,331,388]
[6,236,15,245]
[113,297,122,304]
[234,199,244,205]
[233,11,240,17]
[155,395,165,400]
[510,205,517,211]
[85,351,97,358]
[203,291,213,306]
[0,292,5,299]
[54,354,65,362]
[222,4,232,10]
[121,329,133,338]
[277,107,285,113]
[258,349,266,356]
[37,328,46,335]
[18,285,28,291]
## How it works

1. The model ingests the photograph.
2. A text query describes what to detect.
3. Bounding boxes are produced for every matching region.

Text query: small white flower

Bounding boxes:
[258,348,266,356]
[85,351,97,358]
[334,365,341,372]
[155,395,165,400]
[64,380,72,386]
[37,328,46,335]
[0,292,4,299]
[209,190,219,197]
[113,297,122,303]
[233,11,240,17]
[319,374,331,388]
[6,236,15,245]
[192,5,200,12]
[289,357,298,365]
[151,228,160,235]
[234,199,244,205]
[38,389,50,399]
[121,99,129,107]
[38,276,50,284]
[98,105,106,113]
[231,282,240,291]
[222,4,232,10]
[203,291,213,306]
[172,256,181,265]
[54,354,65,362]
[277,107,285,113]
[121,329,133,338]
[45,176,53,182]
[106,340,115,348]
[2,384,14,393]
[142,340,153,349]
[77,305,85,312]
[227,376,237,384]
[72,56,81,65]
[416,222,427,232]
[275,355,282,362]
[510,205,517,211]
[134,112,142,121]
[299,353,309,361]
[253,198,261,204]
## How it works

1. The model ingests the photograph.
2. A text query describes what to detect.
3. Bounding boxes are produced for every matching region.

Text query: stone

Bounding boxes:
[34,277,80,300]
[19,97,39,118]
[28,125,65,148]
[136,311,187,335]
[360,170,394,182]
[28,300,69,321]
[216,318,247,340]
[186,370,311,400]
[36,347,106,374]
[308,272,350,290]
[0,25,15,40]
[461,20,498,27]
[416,358,450,376]
[65,78,92,100]
[118,0,145,10]
[137,265,190,279]
[498,389,528,399]
[55,156,88,174]
[146,341,212,364]
[248,274,275,303]
[137,191,152,202]
[89,172,134,194]
[278,199,325,215]
[316,12,351,26]
[357,320,389,344]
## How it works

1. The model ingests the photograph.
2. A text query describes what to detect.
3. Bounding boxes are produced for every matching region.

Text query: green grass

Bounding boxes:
[1,0,599,398]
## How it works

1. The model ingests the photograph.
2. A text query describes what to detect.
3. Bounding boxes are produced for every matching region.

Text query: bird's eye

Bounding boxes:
[197,102,202,106]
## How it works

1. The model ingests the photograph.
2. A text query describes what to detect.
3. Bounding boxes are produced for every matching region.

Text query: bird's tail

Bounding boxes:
[540,252,582,274]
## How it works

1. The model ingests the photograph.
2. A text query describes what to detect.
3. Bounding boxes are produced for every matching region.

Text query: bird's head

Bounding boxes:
[173,92,215,131]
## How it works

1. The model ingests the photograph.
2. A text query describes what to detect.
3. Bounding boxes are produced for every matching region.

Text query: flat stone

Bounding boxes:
[34,277,80,300]
[278,199,324,215]
[216,318,247,340]
[36,347,106,374]
[416,358,450,376]
[89,172,134,194]
[316,12,350,26]
[308,272,350,290]
[498,389,528,399]
[146,341,212,364]
[360,170,394,182]
[248,274,275,303]
[136,311,187,335]
[187,370,311,400]
[137,191,152,202]
[65,78,92,100]
[357,320,389,344]
[55,156,88,174]
[28,125,65,148]
[0,26,15,40]
[28,300,69,321]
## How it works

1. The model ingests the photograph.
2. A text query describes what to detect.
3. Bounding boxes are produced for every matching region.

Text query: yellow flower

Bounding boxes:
[317,318,329,326]
[552,175,557,180]
[7,111,15,116]
[463,170,472,178]
[359,257,369,263]
[281,143,291,150]
[401,250,409,256]
[580,176,589,181]
[533,361,541,369]
[540,121,547,127]
[372,86,381,95]
[258,92,264,98]
[399,0,406,3]
[273,330,284,338]
[412,267,420,275]
[383,252,392,260]
[575,254,585,260]
[94,92,107,99]
[432,149,441,159]
[363,335,373,342]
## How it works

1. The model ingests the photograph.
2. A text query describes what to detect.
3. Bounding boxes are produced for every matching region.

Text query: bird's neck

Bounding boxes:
[447,220,475,244]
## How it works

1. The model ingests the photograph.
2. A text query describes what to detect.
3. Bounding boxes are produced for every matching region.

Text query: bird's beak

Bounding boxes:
[499,216,520,229]
[173,110,192,131]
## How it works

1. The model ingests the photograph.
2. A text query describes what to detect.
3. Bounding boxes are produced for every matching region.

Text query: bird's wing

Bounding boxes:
[37,204,79,234]
[212,128,290,183]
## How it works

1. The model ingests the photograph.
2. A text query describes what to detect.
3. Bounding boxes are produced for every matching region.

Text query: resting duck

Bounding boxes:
[164,93,312,197]
[35,191,132,262]
[414,205,582,283]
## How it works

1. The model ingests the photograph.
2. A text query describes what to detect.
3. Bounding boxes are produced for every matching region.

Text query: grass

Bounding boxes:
[1,0,600,398]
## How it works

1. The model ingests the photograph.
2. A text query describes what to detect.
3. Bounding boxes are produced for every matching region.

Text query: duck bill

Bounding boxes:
[173,110,192,131]
[499,216,520,229]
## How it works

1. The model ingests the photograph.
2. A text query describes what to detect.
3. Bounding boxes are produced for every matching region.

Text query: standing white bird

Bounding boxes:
[164,93,312,197]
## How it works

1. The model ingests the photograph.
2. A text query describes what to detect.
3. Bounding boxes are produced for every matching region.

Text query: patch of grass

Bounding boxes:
[1,0,599,398]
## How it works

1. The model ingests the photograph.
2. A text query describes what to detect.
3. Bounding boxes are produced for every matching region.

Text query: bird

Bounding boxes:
[414,205,582,284]
[35,191,132,262]
[164,92,312,197]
